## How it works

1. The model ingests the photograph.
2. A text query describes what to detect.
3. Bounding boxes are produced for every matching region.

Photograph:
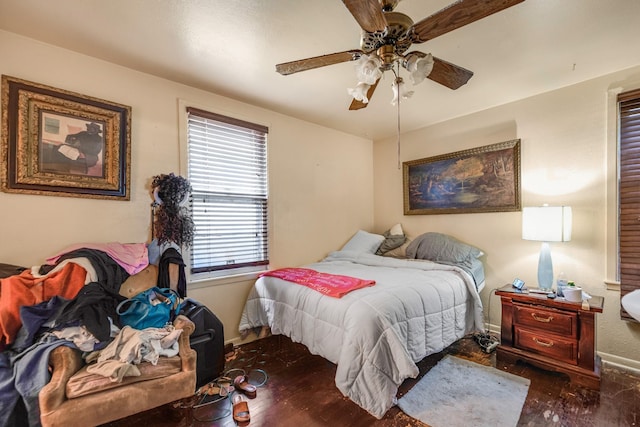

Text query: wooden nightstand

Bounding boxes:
[495,284,604,389]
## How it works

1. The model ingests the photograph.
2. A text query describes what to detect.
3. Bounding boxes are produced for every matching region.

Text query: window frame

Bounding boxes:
[178,100,270,285]
[605,87,623,290]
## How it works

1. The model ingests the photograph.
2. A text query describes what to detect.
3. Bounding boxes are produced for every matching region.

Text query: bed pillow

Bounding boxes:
[382,236,412,258]
[389,223,403,236]
[376,223,407,255]
[405,232,482,264]
[340,230,385,254]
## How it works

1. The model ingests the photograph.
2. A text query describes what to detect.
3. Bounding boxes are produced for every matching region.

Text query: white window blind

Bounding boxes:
[186,107,268,275]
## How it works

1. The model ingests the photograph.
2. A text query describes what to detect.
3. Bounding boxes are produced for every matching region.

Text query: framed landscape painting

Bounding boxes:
[403,139,521,215]
[1,75,131,200]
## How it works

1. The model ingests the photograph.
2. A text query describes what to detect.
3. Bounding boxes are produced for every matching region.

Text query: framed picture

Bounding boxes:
[403,139,521,215]
[1,75,131,200]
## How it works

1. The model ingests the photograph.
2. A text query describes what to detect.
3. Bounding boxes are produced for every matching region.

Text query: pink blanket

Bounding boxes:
[260,268,375,298]
[46,242,148,275]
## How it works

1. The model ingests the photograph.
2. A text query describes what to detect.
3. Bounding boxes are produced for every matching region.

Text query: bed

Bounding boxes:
[239,230,486,419]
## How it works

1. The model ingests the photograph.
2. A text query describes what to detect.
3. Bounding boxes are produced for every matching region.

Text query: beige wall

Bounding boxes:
[0,30,374,341]
[4,28,640,368]
[373,65,640,367]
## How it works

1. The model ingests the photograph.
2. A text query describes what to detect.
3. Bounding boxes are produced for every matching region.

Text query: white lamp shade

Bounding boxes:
[522,206,572,242]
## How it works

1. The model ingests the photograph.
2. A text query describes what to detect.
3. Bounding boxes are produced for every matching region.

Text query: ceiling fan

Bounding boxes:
[276,0,526,110]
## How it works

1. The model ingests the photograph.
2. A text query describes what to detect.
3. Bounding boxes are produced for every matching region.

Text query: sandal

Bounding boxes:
[216,377,234,397]
[196,376,235,398]
[234,375,257,399]
[232,393,250,424]
[196,383,221,396]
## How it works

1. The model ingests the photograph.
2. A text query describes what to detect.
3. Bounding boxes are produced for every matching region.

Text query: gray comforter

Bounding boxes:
[239,251,484,419]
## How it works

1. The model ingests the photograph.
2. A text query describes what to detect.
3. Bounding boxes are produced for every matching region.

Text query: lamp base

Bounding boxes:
[538,242,554,290]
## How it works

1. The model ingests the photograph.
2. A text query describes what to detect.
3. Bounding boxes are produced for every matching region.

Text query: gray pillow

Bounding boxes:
[376,230,407,255]
[382,237,412,258]
[406,232,482,264]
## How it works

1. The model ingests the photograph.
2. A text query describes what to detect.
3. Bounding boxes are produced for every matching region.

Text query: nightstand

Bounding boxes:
[495,284,604,389]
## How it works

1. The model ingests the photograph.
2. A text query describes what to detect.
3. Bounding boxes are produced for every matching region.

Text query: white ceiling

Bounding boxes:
[1,0,640,140]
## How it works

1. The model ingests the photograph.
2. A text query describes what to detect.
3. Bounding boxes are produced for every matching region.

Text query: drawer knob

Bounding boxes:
[533,337,554,347]
[531,312,554,323]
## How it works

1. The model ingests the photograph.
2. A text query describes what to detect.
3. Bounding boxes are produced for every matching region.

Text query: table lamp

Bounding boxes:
[522,206,572,290]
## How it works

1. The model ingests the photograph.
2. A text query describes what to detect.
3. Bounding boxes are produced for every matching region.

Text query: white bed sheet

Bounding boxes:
[239,251,484,419]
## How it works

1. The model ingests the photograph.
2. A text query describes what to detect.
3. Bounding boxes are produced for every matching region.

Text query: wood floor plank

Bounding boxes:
[103,334,640,426]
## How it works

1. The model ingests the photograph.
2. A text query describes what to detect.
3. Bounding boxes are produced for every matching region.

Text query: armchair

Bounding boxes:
[39,315,196,427]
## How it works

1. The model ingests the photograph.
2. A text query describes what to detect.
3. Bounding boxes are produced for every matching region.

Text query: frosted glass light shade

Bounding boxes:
[406,53,434,85]
[347,82,371,103]
[391,79,414,106]
[354,54,382,85]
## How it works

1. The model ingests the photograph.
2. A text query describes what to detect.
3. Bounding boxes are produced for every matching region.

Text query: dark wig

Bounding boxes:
[151,173,195,247]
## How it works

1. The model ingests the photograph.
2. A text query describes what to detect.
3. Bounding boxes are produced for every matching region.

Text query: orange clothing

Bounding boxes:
[0,262,87,349]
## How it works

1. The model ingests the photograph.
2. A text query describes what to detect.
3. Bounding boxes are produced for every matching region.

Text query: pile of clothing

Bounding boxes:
[0,242,186,427]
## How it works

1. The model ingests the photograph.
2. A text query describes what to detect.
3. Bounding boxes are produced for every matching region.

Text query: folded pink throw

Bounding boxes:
[260,268,375,298]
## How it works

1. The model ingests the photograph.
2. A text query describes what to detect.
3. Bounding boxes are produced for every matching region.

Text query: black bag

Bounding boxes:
[179,299,225,388]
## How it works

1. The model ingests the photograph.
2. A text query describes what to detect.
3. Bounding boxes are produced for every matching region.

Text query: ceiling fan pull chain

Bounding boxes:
[396,94,401,170]
[396,65,402,170]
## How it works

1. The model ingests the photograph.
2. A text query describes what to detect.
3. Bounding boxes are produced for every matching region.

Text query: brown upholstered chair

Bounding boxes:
[39,315,196,427]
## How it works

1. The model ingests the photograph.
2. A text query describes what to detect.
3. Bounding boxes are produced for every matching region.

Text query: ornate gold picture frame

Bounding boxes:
[403,139,521,215]
[1,75,131,200]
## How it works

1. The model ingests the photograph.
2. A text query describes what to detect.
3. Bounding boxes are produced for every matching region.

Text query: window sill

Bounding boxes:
[187,269,266,289]
[604,279,620,291]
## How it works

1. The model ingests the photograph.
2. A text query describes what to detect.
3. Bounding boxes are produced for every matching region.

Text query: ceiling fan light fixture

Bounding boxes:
[391,77,413,106]
[348,81,372,103]
[406,52,434,85]
[354,54,383,85]
[380,0,400,13]
[276,0,524,110]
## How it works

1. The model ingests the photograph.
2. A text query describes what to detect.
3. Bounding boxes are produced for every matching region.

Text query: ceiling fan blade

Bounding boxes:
[410,0,525,44]
[349,78,380,110]
[428,57,473,90]
[342,0,388,33]
[276,50,364,75]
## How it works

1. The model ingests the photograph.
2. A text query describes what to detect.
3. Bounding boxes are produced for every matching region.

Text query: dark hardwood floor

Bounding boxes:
[105,334,640,427]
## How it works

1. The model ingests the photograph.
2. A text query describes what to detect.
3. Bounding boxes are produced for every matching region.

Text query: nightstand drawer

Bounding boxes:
[514,303,577,337]
[514,327,577,364]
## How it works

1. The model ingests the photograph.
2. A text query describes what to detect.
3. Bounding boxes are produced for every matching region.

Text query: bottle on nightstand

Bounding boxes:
[556,272,568,297]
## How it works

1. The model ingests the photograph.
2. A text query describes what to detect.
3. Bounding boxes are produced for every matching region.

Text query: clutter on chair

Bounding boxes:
[0,262,27,279]
[2,173,204,426]
[0,242,201,426]
[39,315,196,427]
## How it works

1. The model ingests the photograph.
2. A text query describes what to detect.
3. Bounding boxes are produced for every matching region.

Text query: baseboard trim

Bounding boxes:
[227,335,256,346]
[598,351,640,374]
[487,322,500,335]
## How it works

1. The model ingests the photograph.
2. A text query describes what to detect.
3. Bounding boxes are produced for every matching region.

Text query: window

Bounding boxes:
[186,107,268,279]
[618,89,640,320]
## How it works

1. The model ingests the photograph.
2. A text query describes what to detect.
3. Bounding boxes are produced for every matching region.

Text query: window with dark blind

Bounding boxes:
[186,107,269,277]
[618,89,640,320]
